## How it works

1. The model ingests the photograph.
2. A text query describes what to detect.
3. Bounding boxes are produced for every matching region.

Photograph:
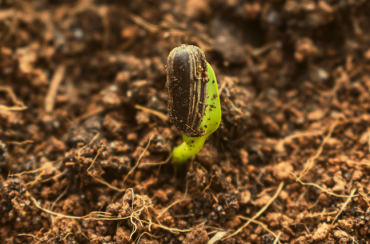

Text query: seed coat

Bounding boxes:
[166,44,208,136]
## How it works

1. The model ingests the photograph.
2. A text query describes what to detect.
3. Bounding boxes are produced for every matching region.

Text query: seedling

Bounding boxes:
[166,44,221,164]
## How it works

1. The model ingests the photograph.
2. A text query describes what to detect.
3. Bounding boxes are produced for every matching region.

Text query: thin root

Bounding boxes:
[332,188,357,225]
[291,172,358,198]
[297,118,339,181]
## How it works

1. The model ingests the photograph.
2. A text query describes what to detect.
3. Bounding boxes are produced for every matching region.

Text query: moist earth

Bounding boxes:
[1,0,370,243]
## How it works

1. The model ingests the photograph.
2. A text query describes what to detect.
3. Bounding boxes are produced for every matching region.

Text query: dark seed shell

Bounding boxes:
[166,44,208,136]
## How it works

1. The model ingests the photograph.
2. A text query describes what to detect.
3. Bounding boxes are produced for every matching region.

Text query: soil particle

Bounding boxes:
[332,171,345,193]
[291,236,307,244]
[313,222,331,241]
[187,167,207,193]
[266,212,281,228]
[0,141,7,162]
[273,162,293,180]
[239,148,248,166]
[182,225,208,244]
[352,170,363,181]
[136,111,150,125]
[294,37,318,63]
[254,194,271,208]
[238,190,251,205]
[196,143,219,167]
[333,229,350,241]
[153,189,168,203]
[318,193,330,207]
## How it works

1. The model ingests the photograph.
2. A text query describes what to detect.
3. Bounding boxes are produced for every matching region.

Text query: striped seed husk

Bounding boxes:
[166,44,209,136]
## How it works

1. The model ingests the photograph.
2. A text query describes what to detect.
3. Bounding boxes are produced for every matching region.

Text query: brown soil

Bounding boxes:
[1,0,370,243]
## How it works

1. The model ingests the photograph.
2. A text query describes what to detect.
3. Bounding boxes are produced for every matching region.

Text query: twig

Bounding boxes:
[0,104,27,111]
[41,170,67,183]
[349,233,360,244]
[62,232,72,241]
[129,13,160,33]
[122,135,153,184]
[202,175,215,193]
[25,170,45,187]
[51,186,69,211]
[73,106,105,123]
[44,65,66,113]
[140,219,193,233]
[11,168,43,177]
[223,182,284,240]
[345,160,370,166]
[6,140,34,145]
[306,210,338,219]
[208,231,227,244]
[135,104,168,122]
[0,86,27,111]
[275,130,324,151]
[332,188,357,225]
[135,232,162,244]
[0,86,23,105]
[78,132,100,158]
[273,232,282,244]
[246,41,282,57]
[140,153,172,167]
[17,233,36,238]
[218,76,230,96]
[158,198,191,218]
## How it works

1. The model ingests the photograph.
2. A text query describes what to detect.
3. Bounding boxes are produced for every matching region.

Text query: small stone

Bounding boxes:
[318,193,330,206]
[333,230,349,238]
[182,225,209,244]
[338,219,353,232]
[307,110,325,121]
[196,144,219,167]
[240,149,248,166]
[279,190,289,201]
[254,194,271,208]
[136,111,150,125]
[318,0,333,13]
[127,132,138,141]
[273,162,293,180]
[153,189,168,202]
[313,222,331,241]
[352,170,363,181]
[267,48,283,66]
[238,190,251,205]
[364,48,370,61]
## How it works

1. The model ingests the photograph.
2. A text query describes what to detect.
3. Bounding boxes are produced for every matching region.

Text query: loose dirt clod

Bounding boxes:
[313,222,331,241]
[182,225,208,244]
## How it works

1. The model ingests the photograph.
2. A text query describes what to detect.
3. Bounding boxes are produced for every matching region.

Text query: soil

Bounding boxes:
[1,0,370,243]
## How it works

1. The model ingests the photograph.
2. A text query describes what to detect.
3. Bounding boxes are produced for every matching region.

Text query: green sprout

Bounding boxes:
[171,62,221,164]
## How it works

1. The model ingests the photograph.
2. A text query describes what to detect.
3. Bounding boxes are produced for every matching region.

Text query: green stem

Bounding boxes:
[172,62,221,164]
